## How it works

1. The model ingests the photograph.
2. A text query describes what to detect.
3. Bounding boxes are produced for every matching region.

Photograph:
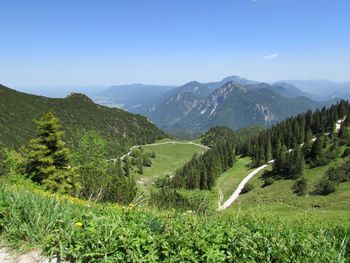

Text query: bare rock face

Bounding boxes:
[256,104,276,122]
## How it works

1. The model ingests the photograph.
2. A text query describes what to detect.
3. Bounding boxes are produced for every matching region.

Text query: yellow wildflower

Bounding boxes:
[75,221,83,228]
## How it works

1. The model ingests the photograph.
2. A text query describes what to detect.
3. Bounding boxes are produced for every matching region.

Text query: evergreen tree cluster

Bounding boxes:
[171,141,236,190]
[246,100,350,169]
[129,146,155,174]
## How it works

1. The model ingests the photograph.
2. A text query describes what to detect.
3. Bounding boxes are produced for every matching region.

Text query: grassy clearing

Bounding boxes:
[131,142,207,192]
[1,177,349,262]
[224,156,350,224]
[215,156,252,200]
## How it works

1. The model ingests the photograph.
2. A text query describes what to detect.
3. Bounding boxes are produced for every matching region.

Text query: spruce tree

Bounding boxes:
[25,112,79,194]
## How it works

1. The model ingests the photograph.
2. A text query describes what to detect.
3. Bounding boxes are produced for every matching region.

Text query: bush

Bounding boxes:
[326,160,350,183]
[241,183,254,194]
[0,148,23,177]
[293,177,308,196]
[263,177,274,187]
[142,158,152,167]
[342,148,350,158]
[314,179,336,195]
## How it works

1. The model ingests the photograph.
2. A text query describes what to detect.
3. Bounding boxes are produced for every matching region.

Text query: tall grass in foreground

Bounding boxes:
[0,179,349,262]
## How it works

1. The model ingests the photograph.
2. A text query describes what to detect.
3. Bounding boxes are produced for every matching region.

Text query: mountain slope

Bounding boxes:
[0,84,166,156]
[173,82,321,135]
[146,81,212,128]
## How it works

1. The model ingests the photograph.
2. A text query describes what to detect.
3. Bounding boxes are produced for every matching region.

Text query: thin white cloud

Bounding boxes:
[263,53,278,60]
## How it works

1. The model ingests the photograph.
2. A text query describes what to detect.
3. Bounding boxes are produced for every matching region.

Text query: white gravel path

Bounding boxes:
[217,160,274,211]
[0,247,57,263]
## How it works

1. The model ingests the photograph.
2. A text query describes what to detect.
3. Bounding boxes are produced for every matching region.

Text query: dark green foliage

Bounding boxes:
[24,112,80,194]
[137,158,143,174]
[326,160,350,183]
[247,100,350,167]
[123,157,130,176]
[171,141,236,190]
[314,179,336,195]
[201,126,263,150]
[242,183,254,194]
[149,188,209,213]
[273,146,304,179]
[342,148,350,158]
[0,84,166,156]
[293,177,308,196]
[142,157,152,167]
[263,177,274,187]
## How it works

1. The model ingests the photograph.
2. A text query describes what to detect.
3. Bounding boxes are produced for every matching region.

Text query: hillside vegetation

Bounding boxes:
[0,178,349,262]
[0,84,166,156]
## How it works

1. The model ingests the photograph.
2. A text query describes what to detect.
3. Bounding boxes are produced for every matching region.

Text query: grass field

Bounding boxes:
[130,141,208,192]
[215,156,252,200]
[223,156,350,224]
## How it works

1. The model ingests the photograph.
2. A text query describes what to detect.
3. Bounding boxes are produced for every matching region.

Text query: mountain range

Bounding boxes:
[94,76,337,137]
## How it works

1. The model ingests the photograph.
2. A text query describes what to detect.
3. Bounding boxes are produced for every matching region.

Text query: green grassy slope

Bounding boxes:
[222,156,350,224]
[215,156,252,200]
[0,85,166,156]
[130,141,208,192]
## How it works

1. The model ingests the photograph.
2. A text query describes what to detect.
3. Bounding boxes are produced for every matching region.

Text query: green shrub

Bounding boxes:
[263,177,274,187]
[315,179,336,195]
[293,177,308,196]
[0,148,23,177]
[242,183,254,194]
[326,160,350,183]
[342,148,350,158]
[142,157,152,167]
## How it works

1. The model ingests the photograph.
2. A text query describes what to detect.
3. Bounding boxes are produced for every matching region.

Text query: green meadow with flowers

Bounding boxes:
[0,176,349,262]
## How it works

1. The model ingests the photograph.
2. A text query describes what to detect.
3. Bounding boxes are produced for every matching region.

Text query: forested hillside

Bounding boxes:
[168,100,350,191]
[0,84,166,156]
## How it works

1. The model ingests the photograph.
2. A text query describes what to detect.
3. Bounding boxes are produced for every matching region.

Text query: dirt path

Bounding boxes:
[0,247,56,263]
[111,141,210,161]
[217,160,274,211]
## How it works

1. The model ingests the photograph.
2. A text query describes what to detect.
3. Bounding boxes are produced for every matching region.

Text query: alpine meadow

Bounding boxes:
[1,1,350,262]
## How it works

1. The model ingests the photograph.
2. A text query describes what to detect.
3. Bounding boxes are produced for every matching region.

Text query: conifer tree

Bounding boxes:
[25,112,79,194]
[124,156,130,176]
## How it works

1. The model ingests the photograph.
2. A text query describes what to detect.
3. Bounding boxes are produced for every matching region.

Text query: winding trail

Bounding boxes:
[217,160,274,211]
[217,117,347,211]
[111,141,210,161]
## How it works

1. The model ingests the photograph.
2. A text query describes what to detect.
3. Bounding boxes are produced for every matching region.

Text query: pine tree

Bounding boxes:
[25,112,79,194]
[310,137,322,161]
[289,147,304,179]
[137,157,143,174]
[124,157,130,176]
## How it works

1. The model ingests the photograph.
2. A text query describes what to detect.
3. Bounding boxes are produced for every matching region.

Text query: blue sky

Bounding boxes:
[0,0,349,87]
